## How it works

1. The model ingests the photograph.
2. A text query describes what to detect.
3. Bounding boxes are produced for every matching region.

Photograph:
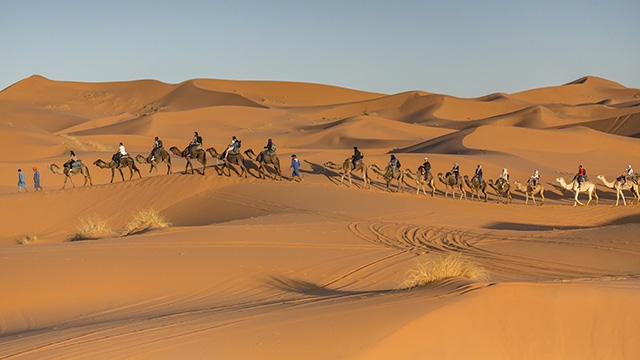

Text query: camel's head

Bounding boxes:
[93,160,100,165]
[323,162,332,167]
[596,175,604,180]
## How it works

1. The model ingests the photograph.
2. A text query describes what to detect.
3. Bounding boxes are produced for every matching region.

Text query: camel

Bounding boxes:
[437,172,466,200]
[463,175,488,202]
[487,179,512,204]
[134,149,172,176]
[403,169,435,196]
[369,164,404,192]
[596,175,639,206]
[206,147,247,178]
[513,180,545,205]
[48,163,92,189]
[93,157,142,183]
[169,146,206,175]
[555,177,598,206]
[244,149,282,180]
[323,159,370,189]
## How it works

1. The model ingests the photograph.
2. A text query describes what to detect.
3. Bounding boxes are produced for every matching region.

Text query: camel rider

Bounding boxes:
[351,146,363,170]
[417,157,431,178]
[617,165,633,184]
[529,170,540,187]
[113,142,128,167]
[473,165,483,184]
[573,165,587,187]
[263,138,276,156]
[498,168,509,185]
[64,150,78,171]
[150,136,163,161]
[451,162,460,183]
[388,154,401,177]
[224,136,241,159]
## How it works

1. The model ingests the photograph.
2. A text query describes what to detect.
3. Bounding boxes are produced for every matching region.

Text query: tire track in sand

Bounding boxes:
[349,221,640,281]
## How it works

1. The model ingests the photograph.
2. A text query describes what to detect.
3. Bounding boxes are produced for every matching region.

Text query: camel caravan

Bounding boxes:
[44,135,639,206]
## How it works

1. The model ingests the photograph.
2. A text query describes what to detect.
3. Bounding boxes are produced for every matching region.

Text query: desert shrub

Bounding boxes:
[17,234,37,245]
[59,134,87,150]
[400,252,489,289]
[86,140,115,152]
[68,217,113,241]
[119,209,170,236]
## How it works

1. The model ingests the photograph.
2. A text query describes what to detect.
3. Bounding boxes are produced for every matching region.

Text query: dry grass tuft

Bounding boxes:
[17,234,38,245]
[69,217,114,241]
[60,134,87,150]
[86,140,115,152]
[119,209,171,236]
[400,252,489,289]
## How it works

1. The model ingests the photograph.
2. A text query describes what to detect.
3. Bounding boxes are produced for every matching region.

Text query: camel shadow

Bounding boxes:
[304,160,340,186]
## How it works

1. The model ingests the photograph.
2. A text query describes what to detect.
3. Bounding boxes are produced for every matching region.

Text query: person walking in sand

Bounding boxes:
[290,154,303,182]
[33,167,42,191]
[18,169,28,193]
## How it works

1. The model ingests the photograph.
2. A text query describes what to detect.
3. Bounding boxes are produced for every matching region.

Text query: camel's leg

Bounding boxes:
[119,168,126,181]
[62,175,69,189]
[148,164,154,177]
[575,191,584,206]
[340,173,346,187]
[275,163,282,181]
[128,167,134,180]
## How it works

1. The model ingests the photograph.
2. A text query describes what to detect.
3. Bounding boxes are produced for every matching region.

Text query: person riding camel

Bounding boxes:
[451,162,460,183]
[617,165,633,185]
[64,150,78,171]
[417,157,431,179]
[113,142,128,167]
[351,146,363,170]
[263,138,276,156]
[529,170,540,187]
[473,165,483,184]
[149,136,163,161]
[224,135,241,159]
[498,168,509,185]
[573,165,587,187]
[388,154,401,178]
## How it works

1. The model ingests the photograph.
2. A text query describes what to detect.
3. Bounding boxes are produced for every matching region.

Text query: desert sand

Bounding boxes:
[1,75,639,359]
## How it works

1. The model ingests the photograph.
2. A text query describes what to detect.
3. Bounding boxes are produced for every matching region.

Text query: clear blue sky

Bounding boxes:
[1,0,639,97]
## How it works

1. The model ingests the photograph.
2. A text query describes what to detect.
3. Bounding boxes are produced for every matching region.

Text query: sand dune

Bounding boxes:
[1,75,640,359]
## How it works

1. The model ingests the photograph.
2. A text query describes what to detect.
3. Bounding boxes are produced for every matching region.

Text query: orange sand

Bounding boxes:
[1,75,639,359]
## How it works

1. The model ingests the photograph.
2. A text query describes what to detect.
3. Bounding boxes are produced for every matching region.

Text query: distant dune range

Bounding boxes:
[1,75,639,359]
